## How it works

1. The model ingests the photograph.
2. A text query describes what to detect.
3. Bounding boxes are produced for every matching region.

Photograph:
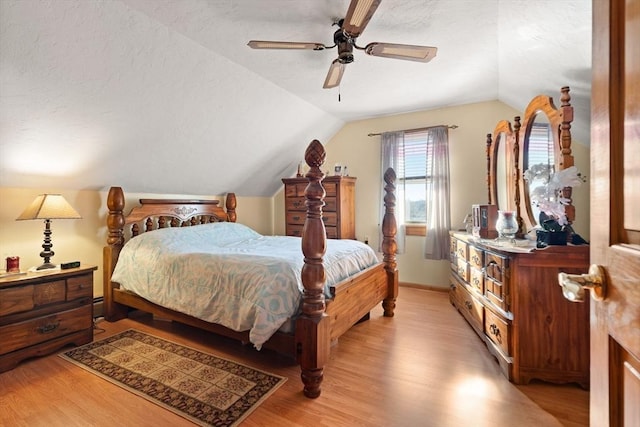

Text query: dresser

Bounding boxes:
[449,232,590,388]
[0,265,96,372]
[282,175,356,239]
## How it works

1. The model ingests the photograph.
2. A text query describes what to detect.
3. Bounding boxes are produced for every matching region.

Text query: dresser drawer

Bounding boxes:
[285,197,306,211]
[456,281,484,334]
[34,280,66,306]
[485,252,508,283]
[325,227,338,239]
[321,212,337,227]
[66,274,93,300]
[456,240,468,260]
[324,197,337,212]
[287,225,303,237]
[485,308,511,356]
[470,267,484,294]
[456,257,469,282]
[0,305,93,355]
[285,183,308,197]
[486,277,509,312]
[286,211,306,225]
[323,182,337,197]
[469,246,483,269]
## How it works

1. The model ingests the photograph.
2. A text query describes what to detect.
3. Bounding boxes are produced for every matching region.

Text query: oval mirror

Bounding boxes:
[488,120,513,210]
[523,112,555,227]
[495,132,509,209]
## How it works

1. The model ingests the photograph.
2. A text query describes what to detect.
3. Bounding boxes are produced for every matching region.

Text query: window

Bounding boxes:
[397,130,433,224]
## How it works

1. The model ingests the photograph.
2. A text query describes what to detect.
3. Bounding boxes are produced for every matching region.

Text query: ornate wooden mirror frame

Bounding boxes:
[486,86,575,237]
[519,86,575,234]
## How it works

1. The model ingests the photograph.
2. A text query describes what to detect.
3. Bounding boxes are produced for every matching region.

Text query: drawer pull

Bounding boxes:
[489,323,502,341]
[293,201,302,208]
[450,283,456,290]
[472,255,480,264]
[292,215,301,221]
[37,321,60,334]
[465,301,472,310]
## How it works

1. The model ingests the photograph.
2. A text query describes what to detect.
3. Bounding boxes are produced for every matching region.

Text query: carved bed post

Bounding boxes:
[295,139,330,399]
[381,168,399,317]
[103,186,128,321]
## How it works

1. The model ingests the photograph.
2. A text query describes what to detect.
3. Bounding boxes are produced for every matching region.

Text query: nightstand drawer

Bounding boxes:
[34,280,66,306]
[0,285,35,316]
[0,305,93,355]
[66,274,93,300]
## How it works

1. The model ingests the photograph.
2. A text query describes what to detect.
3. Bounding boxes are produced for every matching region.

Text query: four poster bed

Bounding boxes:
[103,139,398,398]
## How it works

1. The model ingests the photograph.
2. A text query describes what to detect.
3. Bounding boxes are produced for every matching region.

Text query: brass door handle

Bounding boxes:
[558,264,607,302]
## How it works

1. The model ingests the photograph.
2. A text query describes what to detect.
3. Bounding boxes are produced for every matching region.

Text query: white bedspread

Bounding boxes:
[111,222,380,349]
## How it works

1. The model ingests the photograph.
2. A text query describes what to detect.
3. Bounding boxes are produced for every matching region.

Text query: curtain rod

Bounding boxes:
[367,124,458,137]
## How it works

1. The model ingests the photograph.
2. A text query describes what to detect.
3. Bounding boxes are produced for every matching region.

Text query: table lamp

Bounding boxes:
[16,194,82,270]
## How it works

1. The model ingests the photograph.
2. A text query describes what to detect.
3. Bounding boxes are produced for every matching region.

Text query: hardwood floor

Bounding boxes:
[0,287,588,426]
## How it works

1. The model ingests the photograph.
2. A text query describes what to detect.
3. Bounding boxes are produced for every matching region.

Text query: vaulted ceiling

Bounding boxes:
[0,0,592,197]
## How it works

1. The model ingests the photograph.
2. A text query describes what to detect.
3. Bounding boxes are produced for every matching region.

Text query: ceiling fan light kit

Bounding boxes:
[247,0,437,89]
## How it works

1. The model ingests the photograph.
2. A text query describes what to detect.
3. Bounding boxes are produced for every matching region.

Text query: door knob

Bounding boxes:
[558,264,607,302]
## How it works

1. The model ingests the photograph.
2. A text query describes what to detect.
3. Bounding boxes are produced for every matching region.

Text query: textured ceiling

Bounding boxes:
[0,0,592,197]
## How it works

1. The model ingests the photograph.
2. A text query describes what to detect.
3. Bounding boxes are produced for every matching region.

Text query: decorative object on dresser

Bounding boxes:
[0,265,97,372]
[449,233,590,388]
[15,194,82,270]
[471,204,498,239]
[282,175,356,239]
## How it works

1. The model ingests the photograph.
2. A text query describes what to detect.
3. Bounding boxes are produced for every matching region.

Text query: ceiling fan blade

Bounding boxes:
[365,42,438,63]
[323,60,346,89]
[247,40,326,50]
[342,0,381,37]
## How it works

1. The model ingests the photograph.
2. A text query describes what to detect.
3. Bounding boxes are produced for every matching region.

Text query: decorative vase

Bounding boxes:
[496,210,518,241]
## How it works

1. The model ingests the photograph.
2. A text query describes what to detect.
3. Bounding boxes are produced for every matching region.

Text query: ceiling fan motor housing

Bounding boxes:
[334,28,354,64]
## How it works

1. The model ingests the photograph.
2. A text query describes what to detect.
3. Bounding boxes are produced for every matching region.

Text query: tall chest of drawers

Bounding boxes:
[449,232,590,388]
[0,265,96,372]
[282,176,356,239]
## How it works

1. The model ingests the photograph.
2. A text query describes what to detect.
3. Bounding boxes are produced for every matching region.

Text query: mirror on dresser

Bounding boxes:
[519,86,576,234]
[485,86,577,237]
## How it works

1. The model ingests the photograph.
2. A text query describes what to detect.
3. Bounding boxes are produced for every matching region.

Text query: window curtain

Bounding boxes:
[424,126,451,260]
[380,131,406,254]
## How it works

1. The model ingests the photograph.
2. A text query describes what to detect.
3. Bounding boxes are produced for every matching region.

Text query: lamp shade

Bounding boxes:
[16,194,82,220]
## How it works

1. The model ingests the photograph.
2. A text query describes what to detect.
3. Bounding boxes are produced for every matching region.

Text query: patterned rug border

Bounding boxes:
[59,329,286,427]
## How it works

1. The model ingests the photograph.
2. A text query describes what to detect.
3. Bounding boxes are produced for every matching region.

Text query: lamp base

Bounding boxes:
[36,262,57,270]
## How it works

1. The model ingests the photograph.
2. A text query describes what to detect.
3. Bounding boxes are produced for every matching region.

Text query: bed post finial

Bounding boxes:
[226,193,237,222]
[382,168,399,317]
[296,139,330,399]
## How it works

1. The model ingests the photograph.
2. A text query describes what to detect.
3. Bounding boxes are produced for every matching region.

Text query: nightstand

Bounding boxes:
[0,265,97,372]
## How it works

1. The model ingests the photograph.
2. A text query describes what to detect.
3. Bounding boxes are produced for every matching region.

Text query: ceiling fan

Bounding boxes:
[247,0,437,89]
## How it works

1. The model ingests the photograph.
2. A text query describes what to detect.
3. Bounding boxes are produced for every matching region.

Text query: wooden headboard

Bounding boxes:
[103,188,237,318]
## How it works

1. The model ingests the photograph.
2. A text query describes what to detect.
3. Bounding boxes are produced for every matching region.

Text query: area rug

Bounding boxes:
[59,329,286,427]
